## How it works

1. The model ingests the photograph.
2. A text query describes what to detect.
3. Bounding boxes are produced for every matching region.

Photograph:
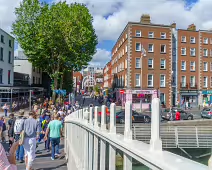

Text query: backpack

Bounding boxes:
[14,118,24,134]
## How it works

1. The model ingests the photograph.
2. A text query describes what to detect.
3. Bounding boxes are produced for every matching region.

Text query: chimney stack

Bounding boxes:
[187,24,196,31]
[171,22,176,29]
[140,14,151,24]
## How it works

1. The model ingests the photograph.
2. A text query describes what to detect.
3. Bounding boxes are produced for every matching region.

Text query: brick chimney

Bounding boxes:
[187,24,196,31]
[140,14,151,24]
[171,22,176,29]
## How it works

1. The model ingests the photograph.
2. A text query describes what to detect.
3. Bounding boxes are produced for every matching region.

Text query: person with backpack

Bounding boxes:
[8,113,16,151]
[14,110,26,163]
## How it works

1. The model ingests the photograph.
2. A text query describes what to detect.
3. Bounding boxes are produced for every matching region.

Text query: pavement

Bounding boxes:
[1,139,67,170]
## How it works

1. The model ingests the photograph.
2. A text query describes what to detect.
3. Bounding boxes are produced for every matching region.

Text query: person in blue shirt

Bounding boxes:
[42,117,51,151]
[38,112,46,142]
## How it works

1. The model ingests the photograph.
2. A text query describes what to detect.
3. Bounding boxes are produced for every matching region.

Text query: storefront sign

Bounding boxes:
[132,90,155,94]
[202,90,212,95]
[180,90,198,93]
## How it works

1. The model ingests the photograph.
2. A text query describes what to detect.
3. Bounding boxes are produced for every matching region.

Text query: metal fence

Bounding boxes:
[117,124,212,148]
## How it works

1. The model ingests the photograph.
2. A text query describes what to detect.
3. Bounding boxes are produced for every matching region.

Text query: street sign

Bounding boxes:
[120,89,125,94]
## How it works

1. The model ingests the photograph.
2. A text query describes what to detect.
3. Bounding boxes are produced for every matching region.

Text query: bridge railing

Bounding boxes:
[64,98,208,170]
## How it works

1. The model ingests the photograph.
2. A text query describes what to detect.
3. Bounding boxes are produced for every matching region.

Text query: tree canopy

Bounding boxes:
[12,0,98,91]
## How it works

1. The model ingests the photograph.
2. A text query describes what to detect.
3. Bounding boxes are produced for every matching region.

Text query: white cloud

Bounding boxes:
[0,0,22,33]
[90,48,111,66]
[61,0,212,41]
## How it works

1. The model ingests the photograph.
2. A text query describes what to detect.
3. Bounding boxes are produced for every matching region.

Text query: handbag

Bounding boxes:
[19,130,25,145]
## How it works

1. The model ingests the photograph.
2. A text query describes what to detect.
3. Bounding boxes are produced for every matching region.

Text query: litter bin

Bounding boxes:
[149,103,151,112]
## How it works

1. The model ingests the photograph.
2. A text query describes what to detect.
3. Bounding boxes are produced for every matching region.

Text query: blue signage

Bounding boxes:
[54,89,67,96]
[202,90,212,95]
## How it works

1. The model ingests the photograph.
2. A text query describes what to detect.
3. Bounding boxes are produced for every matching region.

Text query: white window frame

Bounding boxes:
[190,48,195,56]
[181,61,186,70]
[210,38,212,44]
[210,62,212,71]
[190,61,195,71]
[147,74,153,87]
[148,59,153,68]
[160,32,166,39]
[181,47,186,55]
[203,49,208,57]
[203,76,208,88]
[210,77,212,87]
[125,45,127,53]
[148,32,154,38]
[160,75,166,87]
[135,74,140,87]
[203,62,208,71]
[181,36,186,42]
[210,49,212,57]
[190,37,195,44]
[135,58,141,68]
[148,44,154,52]
[160,59,166,69]
[181,76,186,87]
[190,76,195,87]
[126,33,128,39]
[135,30,141,37]
[204,38,208,44]
[135,43,141,51]
[160,45,166,53]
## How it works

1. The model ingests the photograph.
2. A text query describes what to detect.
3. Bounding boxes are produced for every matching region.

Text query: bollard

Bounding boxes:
[89,107,94,125]
[101,105,106,130]
[94,106,99,127]
[124,101,132,139]
[110,103,116,133]
[150,98,162,151]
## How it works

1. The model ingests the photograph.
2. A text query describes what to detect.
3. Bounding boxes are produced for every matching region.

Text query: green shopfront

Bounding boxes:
[202,90,212,105]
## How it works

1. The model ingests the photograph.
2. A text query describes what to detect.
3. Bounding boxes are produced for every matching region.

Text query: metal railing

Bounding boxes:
[117,124,212,148]
[64,98,208,170]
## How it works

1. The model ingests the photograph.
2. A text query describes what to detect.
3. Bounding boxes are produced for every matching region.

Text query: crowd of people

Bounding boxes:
[0,98,81,170]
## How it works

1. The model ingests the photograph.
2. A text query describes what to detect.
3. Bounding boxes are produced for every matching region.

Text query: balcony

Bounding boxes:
[180,83,198,89]
[180,83,188,89]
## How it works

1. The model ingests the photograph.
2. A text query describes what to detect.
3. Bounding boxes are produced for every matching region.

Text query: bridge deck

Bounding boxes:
[2,140,67,170]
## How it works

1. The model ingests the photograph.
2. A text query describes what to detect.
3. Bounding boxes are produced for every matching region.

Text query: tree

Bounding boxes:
[12,0,97,100]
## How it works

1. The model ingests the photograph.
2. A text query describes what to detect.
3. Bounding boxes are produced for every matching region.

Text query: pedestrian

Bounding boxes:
[0,116,3,142]
[14,110,26,163]
[42,117,51,152]
[2,103,8,117]
[8,113,16,151]
[44,114,63,160]
[1,116,7,142]
[22,111,40,170]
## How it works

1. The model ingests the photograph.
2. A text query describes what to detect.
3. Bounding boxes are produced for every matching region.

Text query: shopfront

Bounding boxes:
[202,90,212,105]
[180,90,198,107]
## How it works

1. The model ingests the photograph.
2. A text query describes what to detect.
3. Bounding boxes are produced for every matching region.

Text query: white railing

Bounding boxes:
[64,98,208,170]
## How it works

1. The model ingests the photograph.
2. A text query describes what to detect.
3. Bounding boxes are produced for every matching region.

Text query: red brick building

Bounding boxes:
[103,61,112,88]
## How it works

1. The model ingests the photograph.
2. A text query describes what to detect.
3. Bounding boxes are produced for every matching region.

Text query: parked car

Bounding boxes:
[161,108,193,121]
[201,108,212,119]
[116,111,151,124]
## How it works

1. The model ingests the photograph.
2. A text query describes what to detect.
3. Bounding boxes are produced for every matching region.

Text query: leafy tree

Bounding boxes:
[12,0,97,99]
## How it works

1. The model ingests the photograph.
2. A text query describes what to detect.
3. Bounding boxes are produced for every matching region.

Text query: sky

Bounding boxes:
[1,0,212,67]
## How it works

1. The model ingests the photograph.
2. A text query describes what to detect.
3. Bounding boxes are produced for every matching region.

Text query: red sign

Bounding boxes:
[120,90,125,94]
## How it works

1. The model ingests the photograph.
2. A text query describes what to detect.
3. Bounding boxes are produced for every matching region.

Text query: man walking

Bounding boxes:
[14,110,25,163]
[22,111,40,170]
[44,114,63,160]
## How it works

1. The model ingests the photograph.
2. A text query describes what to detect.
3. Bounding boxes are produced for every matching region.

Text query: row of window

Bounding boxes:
[135,30,167,39]
[181,36,212,45]
[0,69,11,84]
[135,58,166,69]
[32,76,41,84]
[1,35,12,47]
[32,67,41,73]
[181,61,212,72]
[181,76,212,88]
[181,47,212,57]
[135,74,166,87]
[0,47,12,63]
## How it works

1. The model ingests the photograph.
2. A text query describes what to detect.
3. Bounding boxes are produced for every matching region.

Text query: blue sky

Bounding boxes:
[12,0,212,66]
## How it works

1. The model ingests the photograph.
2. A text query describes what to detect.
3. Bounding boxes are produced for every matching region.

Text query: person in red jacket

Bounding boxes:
[176,111,181,120]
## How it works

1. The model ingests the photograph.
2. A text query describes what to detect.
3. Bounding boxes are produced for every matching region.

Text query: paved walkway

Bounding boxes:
[2,140,67,170]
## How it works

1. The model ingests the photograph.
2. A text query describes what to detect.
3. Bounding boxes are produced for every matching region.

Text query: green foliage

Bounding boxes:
[12,0,98,90]
[94,84,100,93]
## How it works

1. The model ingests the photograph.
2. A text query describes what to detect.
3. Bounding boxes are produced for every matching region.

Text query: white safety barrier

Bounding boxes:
[64,98,208,170]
